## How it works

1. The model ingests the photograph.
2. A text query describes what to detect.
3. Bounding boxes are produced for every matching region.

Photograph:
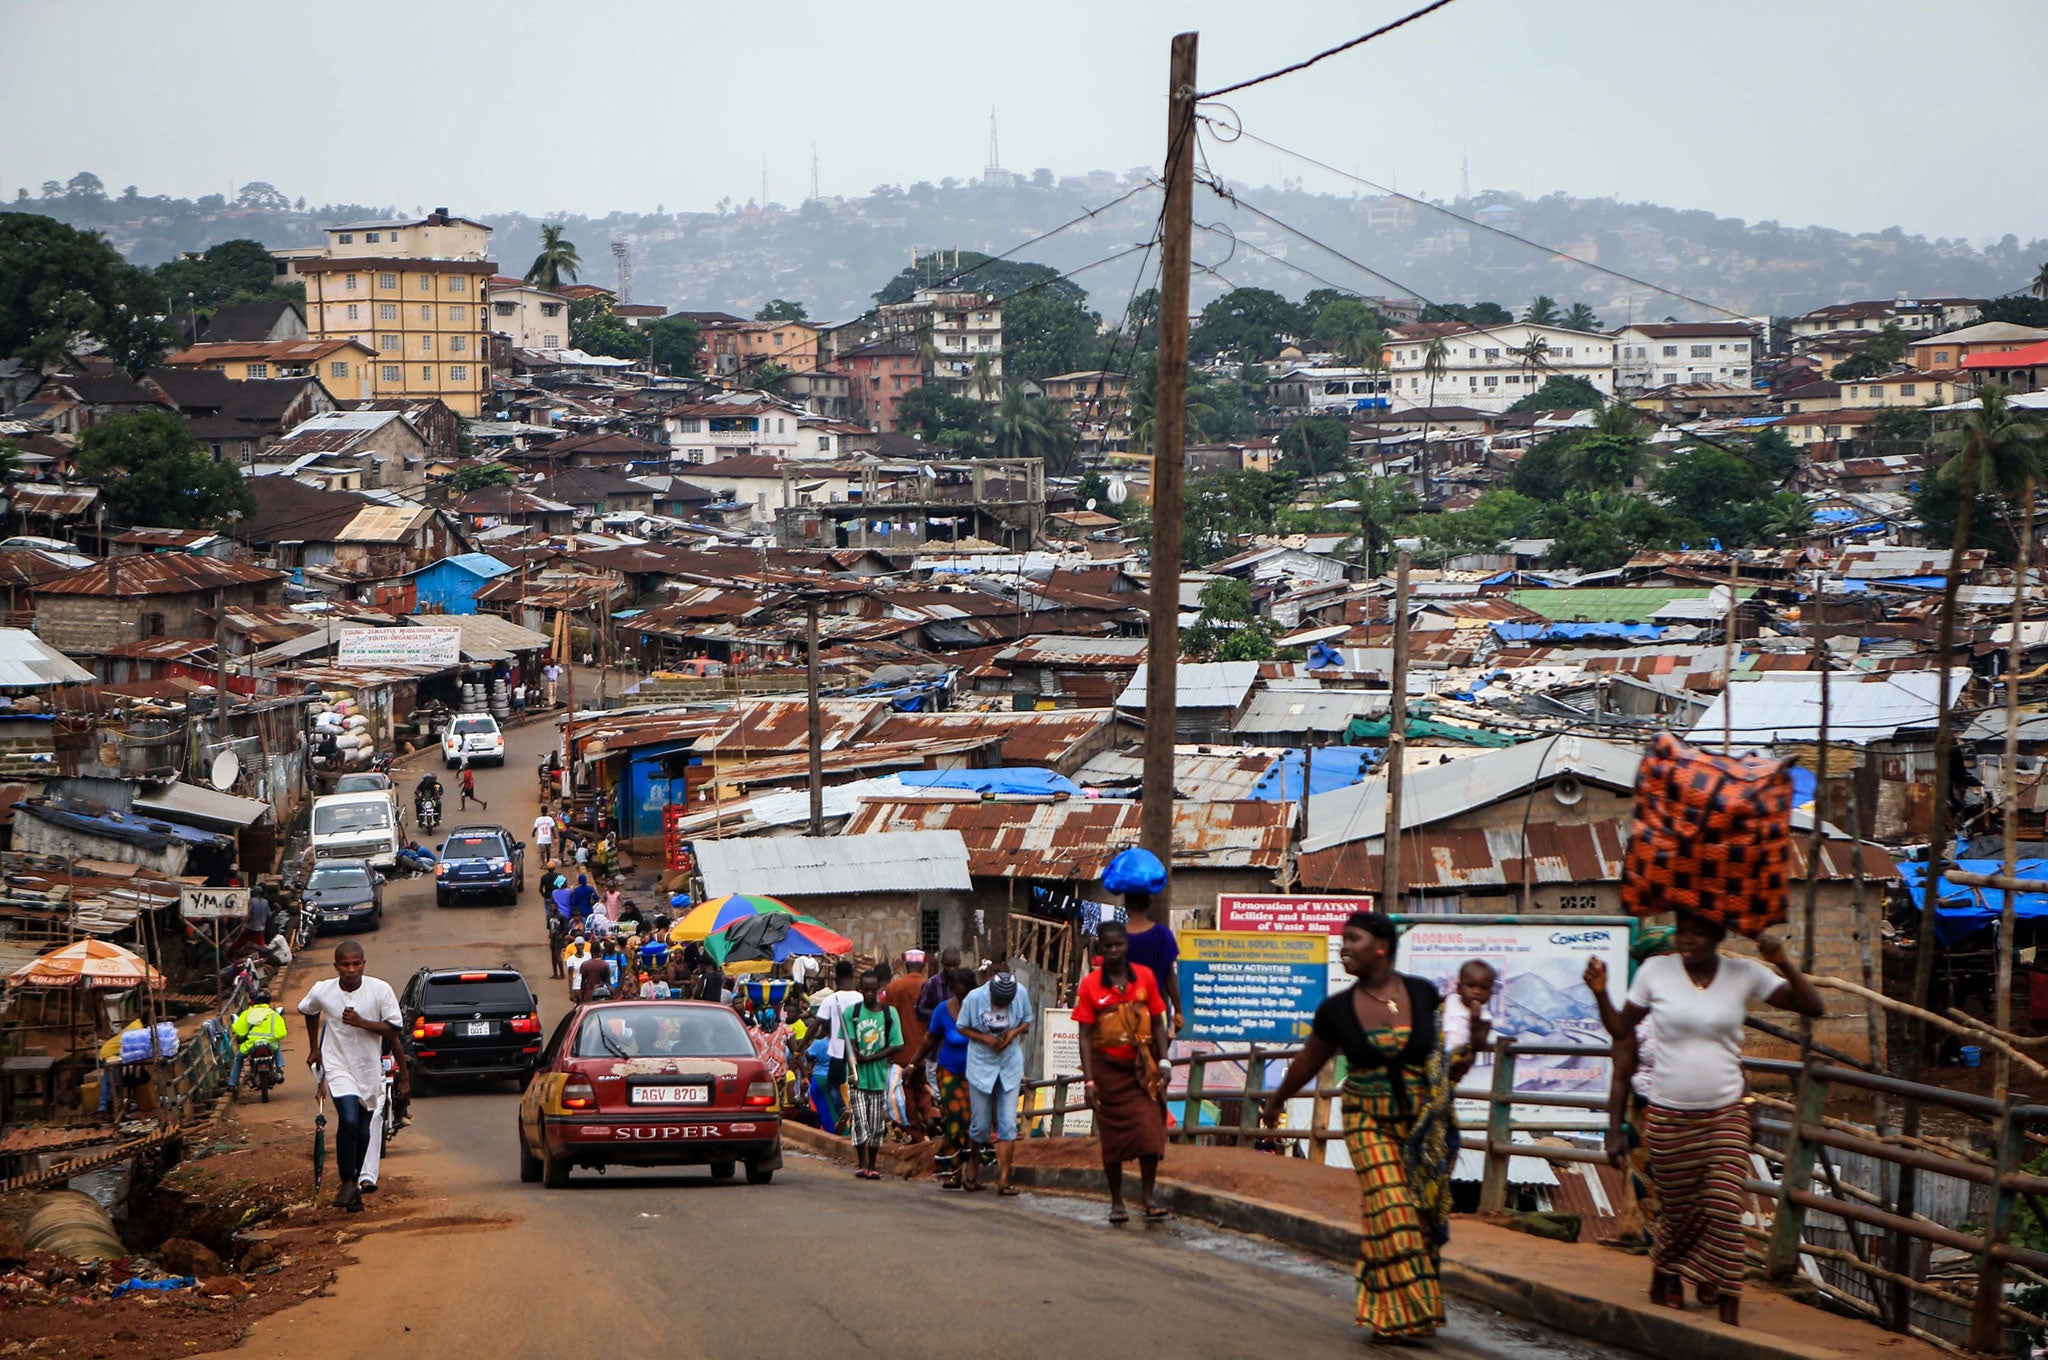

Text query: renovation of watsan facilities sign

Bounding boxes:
[1180,930,1329,1044]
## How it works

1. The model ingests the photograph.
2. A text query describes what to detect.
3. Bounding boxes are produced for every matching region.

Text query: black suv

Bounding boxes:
[435,825,525,906]
[400,967,543,1086]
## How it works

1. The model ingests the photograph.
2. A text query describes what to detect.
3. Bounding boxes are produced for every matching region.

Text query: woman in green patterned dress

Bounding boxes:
[1263,910,1454,1342]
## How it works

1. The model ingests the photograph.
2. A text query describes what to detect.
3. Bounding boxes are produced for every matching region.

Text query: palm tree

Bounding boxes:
[913,321,939,377]
[1419,336,1450,448]
[1512,334,1553,383]
[1336,473,1421,577]
[1935,386,2048,546]
[993,386,1049,461]
[1562,302,1602,333]
[525,224,581,290]
[1565,402,1651,490]
[2032,261,2048,302]
[1523,295,1560,326]
[968,353,997,403]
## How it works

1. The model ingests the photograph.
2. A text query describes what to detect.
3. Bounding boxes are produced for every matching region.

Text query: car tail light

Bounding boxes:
[561,1077,596,1111]
[458,972,489,981]
[412,1020,446,1039]
[509,1014,541,1034]
[744,1082,776,1107]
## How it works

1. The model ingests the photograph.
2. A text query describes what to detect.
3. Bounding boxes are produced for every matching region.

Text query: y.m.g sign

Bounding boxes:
[180,886,249,922]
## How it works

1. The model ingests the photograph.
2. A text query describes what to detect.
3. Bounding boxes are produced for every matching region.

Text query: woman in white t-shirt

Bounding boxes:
[1585,912,1822,1327]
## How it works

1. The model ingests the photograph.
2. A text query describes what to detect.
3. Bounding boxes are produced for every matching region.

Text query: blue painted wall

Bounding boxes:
[623,741,700,843]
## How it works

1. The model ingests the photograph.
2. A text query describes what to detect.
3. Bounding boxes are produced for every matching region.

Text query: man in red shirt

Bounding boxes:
[1073,919,1171,1223]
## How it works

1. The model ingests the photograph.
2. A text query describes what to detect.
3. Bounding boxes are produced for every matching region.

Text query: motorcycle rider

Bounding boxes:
[413,771,444,829]
[229,989,289,1094]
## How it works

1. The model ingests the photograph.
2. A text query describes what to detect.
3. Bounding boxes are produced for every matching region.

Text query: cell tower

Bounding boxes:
[1460,147,1470,201]
[986,108,1000,175]
[810,141,820,201]
[611,240,632,304]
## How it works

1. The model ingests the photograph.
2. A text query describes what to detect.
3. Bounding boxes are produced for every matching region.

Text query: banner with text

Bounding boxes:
[337,626,461,668]
[1216,894,1370,935]
[180,885,249,923]
[1181,930,1329,1045]
[1037,1008,1093,1135]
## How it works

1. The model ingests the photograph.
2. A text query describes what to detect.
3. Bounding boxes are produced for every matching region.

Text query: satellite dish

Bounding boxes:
[209,750,241,792]
[1085,497,1098,511]
[1107,475,1129,506]
[1552,774,1583,807]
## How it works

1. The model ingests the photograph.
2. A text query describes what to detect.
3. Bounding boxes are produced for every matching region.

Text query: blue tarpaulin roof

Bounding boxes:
[1493,621,1667,642]
[1814,508,1859,524]
[895,768,1081,797]
[1898,858,2048,944]
[1876,576,1946,589]
[1249,747,1378,801]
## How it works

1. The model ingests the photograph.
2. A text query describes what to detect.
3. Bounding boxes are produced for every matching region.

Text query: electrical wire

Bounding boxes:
[1199,0,1463,100]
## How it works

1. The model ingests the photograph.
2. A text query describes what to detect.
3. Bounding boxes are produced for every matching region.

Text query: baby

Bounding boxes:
[1440,959,1497,1082]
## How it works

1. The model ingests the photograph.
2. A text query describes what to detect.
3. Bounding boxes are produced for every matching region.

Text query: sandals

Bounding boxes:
[998,1185,1020,1197]
[1109,1207,1130,1224]
[1142,1206,1171,1221]
[961,1180,985,1192]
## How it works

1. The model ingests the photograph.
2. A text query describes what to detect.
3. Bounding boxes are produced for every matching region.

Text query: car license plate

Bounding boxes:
[629,1085,708,1106]
[464,1021,492,1037]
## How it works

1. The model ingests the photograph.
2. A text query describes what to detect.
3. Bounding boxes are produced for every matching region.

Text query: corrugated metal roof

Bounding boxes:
[0,628,92,687]
[703,698,886,754]
[845,798,1290,878]
[1117,661,1262,710]
[1689,670,1965,748]
[864,710,1116,769]
[34,553,283,597]
[694,831,972,897]
[1073,748,1280,801]
[1234,689,1388,735]
[445,613,552,661]
[997,635,1152,668]
[131,780,272,829]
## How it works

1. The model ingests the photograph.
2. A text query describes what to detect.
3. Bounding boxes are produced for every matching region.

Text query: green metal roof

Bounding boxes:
[1506,586,1755,623]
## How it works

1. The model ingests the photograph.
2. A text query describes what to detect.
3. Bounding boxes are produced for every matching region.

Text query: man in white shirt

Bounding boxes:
[297,940,403,1212]
[532,810,557,867]
[810,960,866,1099]
[544,661,562,708]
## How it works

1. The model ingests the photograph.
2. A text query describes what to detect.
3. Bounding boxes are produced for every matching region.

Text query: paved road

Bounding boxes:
[243,704,1625,1360]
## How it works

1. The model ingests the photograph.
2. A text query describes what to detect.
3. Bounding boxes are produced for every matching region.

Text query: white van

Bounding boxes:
[310,790,401,869]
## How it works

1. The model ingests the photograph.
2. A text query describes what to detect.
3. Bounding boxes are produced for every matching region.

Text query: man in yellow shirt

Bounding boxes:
[230,990,289,1094]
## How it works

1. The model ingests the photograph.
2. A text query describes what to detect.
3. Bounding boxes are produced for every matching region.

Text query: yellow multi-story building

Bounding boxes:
[295,209,496,417]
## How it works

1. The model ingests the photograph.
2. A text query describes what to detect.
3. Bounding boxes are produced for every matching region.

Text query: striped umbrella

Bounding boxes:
[703,916,852,969]
[8,938,165,990]
[667,893,796,943]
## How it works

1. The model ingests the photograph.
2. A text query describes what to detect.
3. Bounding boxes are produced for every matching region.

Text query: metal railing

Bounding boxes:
[1014,1037,2048,1354]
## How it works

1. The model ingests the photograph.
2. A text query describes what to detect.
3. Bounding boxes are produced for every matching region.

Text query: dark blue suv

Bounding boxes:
[435,826,526,907]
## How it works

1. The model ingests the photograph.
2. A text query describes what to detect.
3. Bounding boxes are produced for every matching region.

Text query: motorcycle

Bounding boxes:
[415,795,441,834]
[238,1041,284,1103]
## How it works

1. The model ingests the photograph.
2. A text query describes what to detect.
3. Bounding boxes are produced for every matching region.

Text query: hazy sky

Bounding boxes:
[3,0,2042,242]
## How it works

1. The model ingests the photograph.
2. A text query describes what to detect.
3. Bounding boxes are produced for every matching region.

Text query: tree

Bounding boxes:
[1001,283,1101,385]
[0,212,168,373]
[1505,374,1606,413]
[990,387,1077,473]
[448,461,516,492]
[1419,335,1450,444]
[1538,490,1689,570]
[235,181,290,212]
[1565,402,1652,490]
[1979,295,2048,329]
[642,314,701,375]
[75,410,254,528]
[1181,470,1293,565]
[1652,444,1777,545]
[567,295,638,358]
[1507,431,1579,501]
[1335,473,1422,576]
[1411,488,1544,562]
[1523,295,1560,326]
[1562,302,1602,333]
[156,238,302,314]
[750,362,791,394]
[1933,386,2048,550]
[755,298,809,322]
[65,172,106,199]
[1277,416,1350,477]
[2032,261,2048,302]
[1190,287,1308,363]
[1420,301,1511,326]
[525,224,581,290]
[1310,299,1384,361]
[1511,334,1554,382]
[895,385,985,441]
[1873,406,1934,443]
[873,252,1085,310]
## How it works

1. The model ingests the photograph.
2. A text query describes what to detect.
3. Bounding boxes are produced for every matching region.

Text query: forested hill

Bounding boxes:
[14,172,2043,324]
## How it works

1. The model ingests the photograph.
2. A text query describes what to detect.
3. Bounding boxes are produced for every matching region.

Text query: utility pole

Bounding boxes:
[1140,31,1198,880]
[1381,554,1411,912]
[1798,571,1828,1066]
[213,587,231,755]
[1997,483,2036,1100]
[805,597,824,836]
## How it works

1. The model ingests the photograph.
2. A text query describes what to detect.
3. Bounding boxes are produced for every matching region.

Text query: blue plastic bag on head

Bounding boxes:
[1102,846,1166,896]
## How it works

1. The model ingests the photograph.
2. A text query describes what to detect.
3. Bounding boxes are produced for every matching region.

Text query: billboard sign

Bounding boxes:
[337,626,461,667]
[1180,930,1329,1045]
[1216,894,1368,936]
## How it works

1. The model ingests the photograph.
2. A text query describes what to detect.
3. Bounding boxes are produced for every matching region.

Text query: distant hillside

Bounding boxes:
[14,174,2044,325]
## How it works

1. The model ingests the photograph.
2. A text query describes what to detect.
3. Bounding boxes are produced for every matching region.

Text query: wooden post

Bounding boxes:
[1766,1067,1829,1277]
[1309,1059,1334,1168]
[1997,482,2034,1101]
[1801,576,1829,1065]
[804,597,823,836]
[1051,1076,1071,1139]
[1479,1041,1518,1213]
[1723,553,1740,753]
[1180,1050,1207,1145]
[1381,554,1411,912]
[1140,31,1198,885]
[1236,1045,1262,1147]
[1970,1099,2029,1352]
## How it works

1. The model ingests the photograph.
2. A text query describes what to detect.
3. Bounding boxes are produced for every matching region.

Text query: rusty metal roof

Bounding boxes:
[701,697,886,754]
[995,635,1151,669]
[96,636,215,660]
[865,709,1117,769]
[1074,747,1281,800]
[845,797,1291,878]
[9,486,100,518]
[35,553,283,598]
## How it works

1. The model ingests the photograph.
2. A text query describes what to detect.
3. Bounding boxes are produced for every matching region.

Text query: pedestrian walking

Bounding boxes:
[1261,911,1453,1343]
[544,660,562,708]
[958,962,1031,1196]
[845,971,902,1178]
[914,966,977,1189]
[1121,889,1184,1037]
[532,809,557,867]
[296,940,402,1213]
[577,945,614,1002]
[1589,915,1822,1325]
[884,949,932,1129]
[915,947,961,1099]
[458,758,486,811]
[547,910,568,979]
[1073,919,1170,1223]
[564,934,592,1004]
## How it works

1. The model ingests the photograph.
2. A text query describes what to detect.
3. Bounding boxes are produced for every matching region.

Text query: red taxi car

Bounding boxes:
[516,1000,782,1187]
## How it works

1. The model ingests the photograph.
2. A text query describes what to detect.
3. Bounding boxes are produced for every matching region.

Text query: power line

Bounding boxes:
[1199,0,1463,100]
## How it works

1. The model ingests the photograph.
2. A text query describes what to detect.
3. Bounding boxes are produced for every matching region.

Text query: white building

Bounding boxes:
[660,393,808,464]
[1787,296,1983,342]
[1385,323,1615,414]
[1612,322,1759,393]
[484,280,574,351]
[873,288,1003,398]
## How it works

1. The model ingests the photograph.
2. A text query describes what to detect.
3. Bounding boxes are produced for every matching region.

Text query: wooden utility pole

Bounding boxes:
[1997,483,2035,1100]
[213,587,232,756]
[557,608,576,803]
[1140,31,1198,880]
[1381,554,1411,912]
[805,597,824,836]
[1722,553,1740,753]
[1799,573,1828,1065]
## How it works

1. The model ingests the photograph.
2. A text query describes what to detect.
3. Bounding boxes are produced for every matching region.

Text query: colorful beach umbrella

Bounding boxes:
[703,914,852,968]
[8,938,165,990]
[668,893,796,942]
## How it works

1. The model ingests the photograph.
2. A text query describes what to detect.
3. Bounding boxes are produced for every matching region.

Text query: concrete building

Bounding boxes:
[161,339,376,400]
[1611,322,1758,393]
[1788,296,1983,342]
[1386,323,1614,413]
[874,289,1004,399]
[484,278,574,351]
[294,209,497,416]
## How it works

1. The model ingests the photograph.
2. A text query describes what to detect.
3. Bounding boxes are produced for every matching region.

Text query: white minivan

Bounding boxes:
[310,790,401,869]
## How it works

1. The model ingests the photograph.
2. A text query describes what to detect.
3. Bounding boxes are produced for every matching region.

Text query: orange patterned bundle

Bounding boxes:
[1621,731,1793,936]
